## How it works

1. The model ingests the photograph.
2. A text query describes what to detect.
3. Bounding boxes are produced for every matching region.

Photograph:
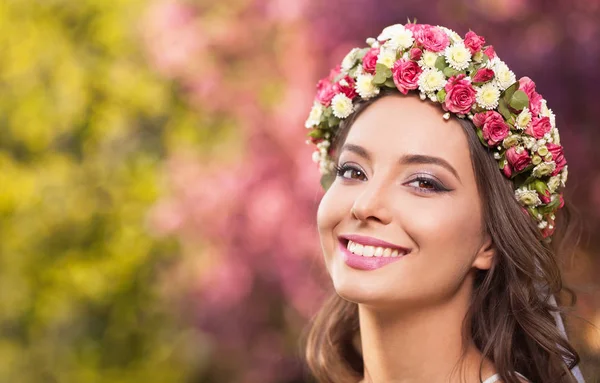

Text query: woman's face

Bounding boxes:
[317,95,495,310]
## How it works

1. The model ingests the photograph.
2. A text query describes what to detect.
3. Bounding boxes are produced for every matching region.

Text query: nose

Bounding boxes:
[351,178,393,225]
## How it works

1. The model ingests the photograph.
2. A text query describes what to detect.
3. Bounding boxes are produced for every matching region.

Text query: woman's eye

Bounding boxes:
[406,177,448,193]
[335,164,366,181]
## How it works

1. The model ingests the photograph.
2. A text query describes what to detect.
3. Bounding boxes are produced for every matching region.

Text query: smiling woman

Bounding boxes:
[303,23,585,383]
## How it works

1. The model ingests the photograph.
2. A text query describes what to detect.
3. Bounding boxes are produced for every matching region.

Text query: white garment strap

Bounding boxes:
[548,293,586,383]
[482,371,528,383]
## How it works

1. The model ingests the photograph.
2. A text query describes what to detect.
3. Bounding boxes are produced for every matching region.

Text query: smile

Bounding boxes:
[346,240,408,257]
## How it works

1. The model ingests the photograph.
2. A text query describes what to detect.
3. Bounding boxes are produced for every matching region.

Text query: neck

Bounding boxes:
[357,272,496,383]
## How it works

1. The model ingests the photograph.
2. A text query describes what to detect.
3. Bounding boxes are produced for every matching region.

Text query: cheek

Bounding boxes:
[405,196,484,258]
[316,183,349,236]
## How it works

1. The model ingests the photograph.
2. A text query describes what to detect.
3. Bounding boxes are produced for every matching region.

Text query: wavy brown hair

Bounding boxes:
[303,89,582,383]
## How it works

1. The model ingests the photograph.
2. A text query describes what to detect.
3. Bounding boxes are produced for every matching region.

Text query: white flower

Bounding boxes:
[476,83,500,110]
[551,128,560,145]
[377,47,397,68]
[444,42,472,70]
[532,161,556,178]
[538,220,548,229]
[547,175,561,193]
[319,158,335,175]
[502,134,520,148]
[438,26,462,43]
[418,68,447,93]
[379,25,414,50]
[515,188,542,207]
[418,50,439,69]
[493,60,516,90]
[516,107,532,130]
[341,48,360,72]
[366,37,380,48]
[305,102,325,128]
[560,166,568,186]
[355,73,380,99]
[331,93,354,118]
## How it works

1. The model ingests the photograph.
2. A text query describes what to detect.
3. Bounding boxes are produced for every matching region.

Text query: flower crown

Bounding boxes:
[305,22,568,239]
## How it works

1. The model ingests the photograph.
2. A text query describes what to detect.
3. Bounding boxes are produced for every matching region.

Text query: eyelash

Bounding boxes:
[334,163,450,193]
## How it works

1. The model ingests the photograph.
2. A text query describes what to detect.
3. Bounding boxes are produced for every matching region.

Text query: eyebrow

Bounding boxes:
[340,143,462,183]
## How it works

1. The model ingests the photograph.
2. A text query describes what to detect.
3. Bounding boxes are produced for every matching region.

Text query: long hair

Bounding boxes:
[303,89,582,383]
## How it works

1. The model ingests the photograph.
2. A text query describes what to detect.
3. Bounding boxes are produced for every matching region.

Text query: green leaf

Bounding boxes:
[328,116,339,128]
[498,156,506,169]
[384,78,396,88]
[532,179,548,195]
[502,81,519,103]
[320,173,335,190]
[443,67,460,77]
[435,56,448,71]
[308,129,324,138]
[436,89,447,103]
[509,90,529,111]
[373,64,392,85]
[475,128,487,147]
[481,53,489,65]
[498,99,511,120]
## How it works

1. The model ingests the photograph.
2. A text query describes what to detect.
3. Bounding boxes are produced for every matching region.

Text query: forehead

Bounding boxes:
[343,95,471,167]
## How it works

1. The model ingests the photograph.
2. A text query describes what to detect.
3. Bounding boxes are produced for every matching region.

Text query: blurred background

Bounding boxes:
[0,0,598,382]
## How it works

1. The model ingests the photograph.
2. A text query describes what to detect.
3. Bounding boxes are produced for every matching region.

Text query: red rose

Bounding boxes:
[518,77,543,115]
[502,163,513,178]
[409,47,422,60]
[546,143,566,175]
[315,78,335,106]
[464,30,485,54]
[392,59,422,95]
[333,75,357,99]
[483,45,496,60]
[472,68,494,83]
[473,111,510,146]
[506,146,531,172]
[525,116,551,139]
[362,47,380,74]
[541,216,556,238]
[444,74,476,115]
[414,25,450,52]
[559,194,565,208]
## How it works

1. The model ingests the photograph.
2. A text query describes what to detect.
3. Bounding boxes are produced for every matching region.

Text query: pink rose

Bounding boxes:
[541,216,556,238]
[315,78,335,105]
[484,45,496,60]
[546,143,566,175]
[409,47,422,61]
[464,30,485,54]
[405,23,425,34]
[362,47,380,74]
[525,116,551,139]
[473,111,510,146]
[414,25,450,52]
[333,75,357,99]
[518,77,543,115]
[506,146,531,172]
[392,59,422,95]
[539,190,551,204]
[328,65,342,81]
[559,194,565,208]
[472,68,495,83]
[444,74,477,114]
[502,163,513,178]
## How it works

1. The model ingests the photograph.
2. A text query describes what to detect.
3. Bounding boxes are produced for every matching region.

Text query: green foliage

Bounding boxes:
[0,0,205,381]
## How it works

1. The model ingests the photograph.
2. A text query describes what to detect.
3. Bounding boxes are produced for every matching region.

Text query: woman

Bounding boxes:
[303,23,586,383]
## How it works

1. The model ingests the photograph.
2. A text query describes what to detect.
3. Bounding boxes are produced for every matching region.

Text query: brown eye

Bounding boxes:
[335,164,367,181]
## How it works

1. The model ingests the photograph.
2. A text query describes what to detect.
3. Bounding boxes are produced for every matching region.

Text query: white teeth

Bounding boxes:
[346,240,406,258]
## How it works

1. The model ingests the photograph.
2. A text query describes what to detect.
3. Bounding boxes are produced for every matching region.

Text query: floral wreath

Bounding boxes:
[305,22,568,239]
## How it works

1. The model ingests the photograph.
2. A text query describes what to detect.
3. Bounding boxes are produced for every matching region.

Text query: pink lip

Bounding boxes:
[338,235,410,271]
